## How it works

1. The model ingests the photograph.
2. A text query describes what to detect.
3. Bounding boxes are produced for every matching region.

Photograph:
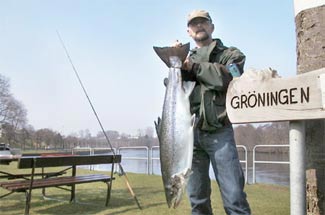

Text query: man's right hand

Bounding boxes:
[182,57,194,71]
[172,40,182,48]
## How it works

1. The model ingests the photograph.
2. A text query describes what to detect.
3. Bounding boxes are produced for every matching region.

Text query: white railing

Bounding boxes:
[72,145,289,185]
[252,144,290,184]
[117,146,150,174]
[237,145,248,184]
[92,147,116,155]
[72,147,92,155]
[72,147,116,155]
[150,146,160,175]
[150,145,249,184]
[72,147,116,170]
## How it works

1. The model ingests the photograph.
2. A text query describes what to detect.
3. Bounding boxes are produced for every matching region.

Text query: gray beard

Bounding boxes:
[193,31,210,42]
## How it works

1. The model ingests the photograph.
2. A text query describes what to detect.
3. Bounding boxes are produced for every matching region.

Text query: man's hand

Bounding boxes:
[182,57,194,71]
[172,40,182,47]
[171,40,195,73]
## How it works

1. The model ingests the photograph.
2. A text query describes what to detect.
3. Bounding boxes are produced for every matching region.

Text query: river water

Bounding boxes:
[77,147,290,187]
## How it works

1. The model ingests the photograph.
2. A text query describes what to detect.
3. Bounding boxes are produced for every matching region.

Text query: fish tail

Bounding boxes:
[153,43,190,68]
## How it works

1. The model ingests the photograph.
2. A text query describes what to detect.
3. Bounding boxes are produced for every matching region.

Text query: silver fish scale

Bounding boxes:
[159,65,195,208]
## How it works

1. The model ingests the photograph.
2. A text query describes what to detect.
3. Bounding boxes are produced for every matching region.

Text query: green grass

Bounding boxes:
[0,163,289,215]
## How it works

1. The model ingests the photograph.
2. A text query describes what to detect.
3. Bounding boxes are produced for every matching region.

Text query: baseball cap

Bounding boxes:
[187,10,212,26]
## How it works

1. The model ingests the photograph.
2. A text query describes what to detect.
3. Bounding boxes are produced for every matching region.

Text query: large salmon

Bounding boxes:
[153,43,196,208]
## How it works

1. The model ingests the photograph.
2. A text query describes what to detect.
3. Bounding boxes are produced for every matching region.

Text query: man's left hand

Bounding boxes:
[182,57,194,71]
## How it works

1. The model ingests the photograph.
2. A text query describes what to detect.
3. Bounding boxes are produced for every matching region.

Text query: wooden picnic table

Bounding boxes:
[0,153,122,215]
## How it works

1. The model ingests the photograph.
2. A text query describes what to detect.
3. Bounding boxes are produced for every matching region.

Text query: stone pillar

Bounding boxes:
[294,0,325,214]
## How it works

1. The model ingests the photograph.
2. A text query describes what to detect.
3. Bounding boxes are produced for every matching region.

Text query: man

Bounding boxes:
[180,10,251,215]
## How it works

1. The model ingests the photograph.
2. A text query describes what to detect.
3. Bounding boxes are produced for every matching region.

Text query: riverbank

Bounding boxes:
[0,163,289,215]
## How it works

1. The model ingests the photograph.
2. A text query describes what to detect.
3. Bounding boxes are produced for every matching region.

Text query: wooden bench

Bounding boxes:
[0,170,67,180]
[0,154,121,215]
[0,153,72,180]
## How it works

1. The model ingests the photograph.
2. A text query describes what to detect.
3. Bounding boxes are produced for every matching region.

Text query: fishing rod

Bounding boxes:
[56,30,142,210]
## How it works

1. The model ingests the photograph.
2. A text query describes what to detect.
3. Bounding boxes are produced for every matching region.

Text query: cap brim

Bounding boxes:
[187,16,211,25]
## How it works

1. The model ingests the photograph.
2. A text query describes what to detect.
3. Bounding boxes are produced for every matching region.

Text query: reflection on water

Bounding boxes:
[81,148,290,187]
[241,151,289,186]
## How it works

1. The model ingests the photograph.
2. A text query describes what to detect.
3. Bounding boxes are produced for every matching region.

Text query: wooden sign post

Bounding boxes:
[226,68,325,123]
[226,67,325,215]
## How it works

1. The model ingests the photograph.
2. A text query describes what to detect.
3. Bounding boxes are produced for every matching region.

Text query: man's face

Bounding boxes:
[187,17,214,43]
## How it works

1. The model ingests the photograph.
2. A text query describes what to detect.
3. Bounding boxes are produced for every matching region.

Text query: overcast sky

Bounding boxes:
[0,0,296,136]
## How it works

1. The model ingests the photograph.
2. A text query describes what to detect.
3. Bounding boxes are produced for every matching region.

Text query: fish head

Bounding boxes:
[164,169,192,208]
[165,174,185,208]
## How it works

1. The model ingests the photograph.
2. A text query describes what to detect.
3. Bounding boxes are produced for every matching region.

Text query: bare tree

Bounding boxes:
[145,126,154,138]
[137,129,144,137]
[64,135,79,149]
[18,127,33,150]
[34,128,60,149]
[0,74,10,97]
[6,98,27,129]
[54,133,64,149]
[0,74,28,146]
[0,74,11,123]
[234,124,261,151]
[97,130,119,140]
[260,122,289,146]
[0,98,28,146]
[1,123,16,145]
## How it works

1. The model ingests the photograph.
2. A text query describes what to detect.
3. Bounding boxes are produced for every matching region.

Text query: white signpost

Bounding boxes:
[226,68,325,123]
[226,67,325,215]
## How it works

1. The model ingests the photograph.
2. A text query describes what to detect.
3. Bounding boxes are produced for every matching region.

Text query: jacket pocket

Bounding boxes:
[201,91,227,131]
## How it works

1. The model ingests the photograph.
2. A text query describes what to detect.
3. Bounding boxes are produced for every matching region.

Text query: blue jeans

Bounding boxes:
[187,125,251,215]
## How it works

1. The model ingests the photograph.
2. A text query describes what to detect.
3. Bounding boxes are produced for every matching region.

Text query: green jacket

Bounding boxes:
[182,39,245,131]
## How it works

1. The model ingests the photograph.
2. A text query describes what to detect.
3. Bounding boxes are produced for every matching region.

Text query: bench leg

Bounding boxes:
[70,184,76,203]
[70,166,76,203]
[42,187,47,199]
[106,182,111,206]
[25,189,32,215]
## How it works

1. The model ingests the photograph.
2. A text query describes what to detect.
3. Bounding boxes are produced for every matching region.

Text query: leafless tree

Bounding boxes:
[234,123,289,152]
[0,74,11,123]
[6,98,27,129]
[0,74,28,145]
[234,124,261,151]
[145,126,154,138]
[97,130,119,140]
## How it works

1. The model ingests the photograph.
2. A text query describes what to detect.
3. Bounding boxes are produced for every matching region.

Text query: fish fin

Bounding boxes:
[154,117,161,141]
[153,43,190,68]
[182,81,196,98]
[184,168,193,179]
[163,77,168,87]
[191,114,196,128]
